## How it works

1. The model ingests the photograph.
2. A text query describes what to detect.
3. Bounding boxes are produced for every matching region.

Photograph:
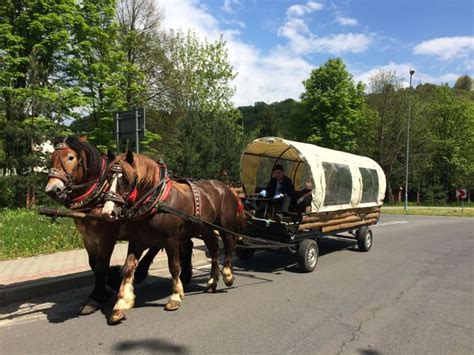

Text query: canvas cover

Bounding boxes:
[240,137,386,213]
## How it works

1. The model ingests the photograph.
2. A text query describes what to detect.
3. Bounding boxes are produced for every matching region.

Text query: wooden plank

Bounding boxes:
[38,208,104,220]
[321,218,377,234]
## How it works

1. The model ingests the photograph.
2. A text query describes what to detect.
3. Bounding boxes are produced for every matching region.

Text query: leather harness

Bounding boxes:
[48,140,109,211]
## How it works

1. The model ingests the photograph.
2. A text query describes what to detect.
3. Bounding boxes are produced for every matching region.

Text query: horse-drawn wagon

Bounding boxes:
[41,135,385,322]
[235,137,386,272]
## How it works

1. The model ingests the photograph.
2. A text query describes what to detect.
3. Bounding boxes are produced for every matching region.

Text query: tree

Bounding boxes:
[152,30,243,180]
[0,0,78,207]
[365,70,409,201]
[422,86,474,201]
[67,0,129,150]
[454,74,472,91]
[295,58,366,152]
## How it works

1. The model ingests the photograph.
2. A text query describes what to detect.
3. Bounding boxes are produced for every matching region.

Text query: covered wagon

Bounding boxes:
[237,137,386,272]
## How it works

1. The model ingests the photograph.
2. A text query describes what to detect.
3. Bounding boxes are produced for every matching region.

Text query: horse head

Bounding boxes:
[44,136,103,205]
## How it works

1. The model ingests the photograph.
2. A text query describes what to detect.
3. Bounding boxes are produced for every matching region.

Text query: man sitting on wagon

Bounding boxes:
[259,164,294,216]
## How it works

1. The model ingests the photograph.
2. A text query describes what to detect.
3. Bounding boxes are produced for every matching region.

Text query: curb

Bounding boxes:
[0,247,208,307]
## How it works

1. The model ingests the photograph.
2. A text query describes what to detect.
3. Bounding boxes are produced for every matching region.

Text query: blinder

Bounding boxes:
[104,163,138,207]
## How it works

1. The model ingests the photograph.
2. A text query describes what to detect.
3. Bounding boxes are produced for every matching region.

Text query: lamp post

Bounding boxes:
[404,70,415,211]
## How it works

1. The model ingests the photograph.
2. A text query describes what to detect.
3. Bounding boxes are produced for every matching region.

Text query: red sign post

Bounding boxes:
[456,189,467,199]
[456,188,467,216]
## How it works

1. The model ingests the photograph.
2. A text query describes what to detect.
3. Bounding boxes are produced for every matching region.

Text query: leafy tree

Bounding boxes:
[365,70,409,201]
[152,30,243,180]
[68,0,128,150]
[0,0,78,207]
[454,74,472,91]
[422,86,474,201]
[295,58,366,151]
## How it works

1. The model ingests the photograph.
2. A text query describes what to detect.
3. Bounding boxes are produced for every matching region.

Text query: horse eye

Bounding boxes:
[68,156,75,161]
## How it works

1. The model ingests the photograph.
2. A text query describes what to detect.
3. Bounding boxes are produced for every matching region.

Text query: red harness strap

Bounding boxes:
[133,178,173,219]
[236,198,244,214]
[70,158,106,204]
[128,186,138,204]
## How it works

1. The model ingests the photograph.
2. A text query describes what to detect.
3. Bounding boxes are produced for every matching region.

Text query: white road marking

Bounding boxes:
[374,221,409,227]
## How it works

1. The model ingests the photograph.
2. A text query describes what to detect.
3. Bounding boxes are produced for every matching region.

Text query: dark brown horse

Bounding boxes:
[44,136,174,316]
[102,151,245,323]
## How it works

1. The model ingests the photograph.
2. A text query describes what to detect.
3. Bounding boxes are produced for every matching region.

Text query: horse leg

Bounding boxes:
[201,231,220,293]
[179,238,194,285]
[220,232,236,287]
[79,235,116,315]
[134,246,160,284]
[164,238,185,311]
[109,246,145,324]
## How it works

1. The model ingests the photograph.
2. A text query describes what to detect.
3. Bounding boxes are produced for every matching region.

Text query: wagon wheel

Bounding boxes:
[356,226,373,252]
[297,239,318,273]
[235,246,255,260]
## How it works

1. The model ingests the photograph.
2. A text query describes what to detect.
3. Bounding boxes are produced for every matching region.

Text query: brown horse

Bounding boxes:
[102,151,245,323]
[43,136,174,316]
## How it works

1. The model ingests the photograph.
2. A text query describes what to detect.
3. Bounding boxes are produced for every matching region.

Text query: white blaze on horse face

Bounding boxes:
[102,173,122,220]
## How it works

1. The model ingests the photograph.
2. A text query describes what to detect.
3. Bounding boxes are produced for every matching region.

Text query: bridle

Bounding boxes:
[48,142,83,193]
[48,139,109,210]
[104,163,138,207]
[104,160,170,220]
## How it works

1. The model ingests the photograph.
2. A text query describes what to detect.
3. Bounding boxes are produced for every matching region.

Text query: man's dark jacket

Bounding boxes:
[266,176,295,198]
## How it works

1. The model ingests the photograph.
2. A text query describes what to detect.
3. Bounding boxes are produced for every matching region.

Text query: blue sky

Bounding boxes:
[158,0,474,105]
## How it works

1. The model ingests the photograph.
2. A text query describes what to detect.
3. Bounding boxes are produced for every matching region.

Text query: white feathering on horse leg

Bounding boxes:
[114,282,135,311]
[222,267,234,285]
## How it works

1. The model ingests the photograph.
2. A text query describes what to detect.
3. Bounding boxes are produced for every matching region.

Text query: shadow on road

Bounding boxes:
[0,236,359,326]
[233,235,358,274]
[113,338,188,353]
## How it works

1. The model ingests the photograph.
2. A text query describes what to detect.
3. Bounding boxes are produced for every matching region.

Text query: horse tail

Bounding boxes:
[230,187,246,233]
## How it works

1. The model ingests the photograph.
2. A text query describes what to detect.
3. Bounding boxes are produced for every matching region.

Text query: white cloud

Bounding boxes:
[353,62,462,89]
[158,0,313,105]
[222,0,240,14]
[279,2,371,54]
[278,23,373,54]
[286,1,324,17]
[413,36,474,61]
[335,15,358,26]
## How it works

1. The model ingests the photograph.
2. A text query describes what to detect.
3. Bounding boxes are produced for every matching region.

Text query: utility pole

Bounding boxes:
[404,70,415,211]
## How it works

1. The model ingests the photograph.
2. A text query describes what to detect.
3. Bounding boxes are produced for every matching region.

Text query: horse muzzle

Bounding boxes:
[44,180,67,201]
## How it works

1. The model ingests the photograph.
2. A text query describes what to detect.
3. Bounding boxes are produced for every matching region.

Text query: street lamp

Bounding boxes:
[404,70,415,211]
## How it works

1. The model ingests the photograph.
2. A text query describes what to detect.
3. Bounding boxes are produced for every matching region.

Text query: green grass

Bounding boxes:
[382,206,474,217]
[0,208,84,260]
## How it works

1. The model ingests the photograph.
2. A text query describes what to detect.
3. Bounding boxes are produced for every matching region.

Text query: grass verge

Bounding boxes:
[0,208,83,260]
[382,206,474,217]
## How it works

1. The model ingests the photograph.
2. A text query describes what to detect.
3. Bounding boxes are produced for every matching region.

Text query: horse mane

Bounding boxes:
[53,136,103,180]
[114,153,159,189]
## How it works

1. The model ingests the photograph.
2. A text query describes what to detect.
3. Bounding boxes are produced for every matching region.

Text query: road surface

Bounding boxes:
[0,214,473,354]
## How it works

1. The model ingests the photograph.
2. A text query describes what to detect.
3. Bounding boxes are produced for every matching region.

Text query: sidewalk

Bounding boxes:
[0,239,207,306]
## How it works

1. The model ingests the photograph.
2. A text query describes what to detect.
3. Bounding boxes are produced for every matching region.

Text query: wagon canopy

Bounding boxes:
[240,137,386,213]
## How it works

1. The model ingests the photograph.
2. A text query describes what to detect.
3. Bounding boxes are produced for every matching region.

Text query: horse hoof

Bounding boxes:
[164,300,181,311]
[204,284,217,293]
[78,299,99,315]
[108,310,126,325]
[223,275,234,287]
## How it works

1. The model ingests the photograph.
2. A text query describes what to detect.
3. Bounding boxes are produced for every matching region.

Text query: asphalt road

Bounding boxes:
[1,214,473,354]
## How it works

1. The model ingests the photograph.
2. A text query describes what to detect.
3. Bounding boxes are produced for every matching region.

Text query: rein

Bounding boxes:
[104,161,170,220]
[48,140,109,210]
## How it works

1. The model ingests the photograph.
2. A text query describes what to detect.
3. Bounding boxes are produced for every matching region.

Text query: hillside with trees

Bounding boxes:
[239,67,473,204]
[0,1,472,208]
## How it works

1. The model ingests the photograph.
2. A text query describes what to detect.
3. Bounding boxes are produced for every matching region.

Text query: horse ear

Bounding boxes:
[126,150,134,165]
[107,149,116,161]
[79,135,88,143]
